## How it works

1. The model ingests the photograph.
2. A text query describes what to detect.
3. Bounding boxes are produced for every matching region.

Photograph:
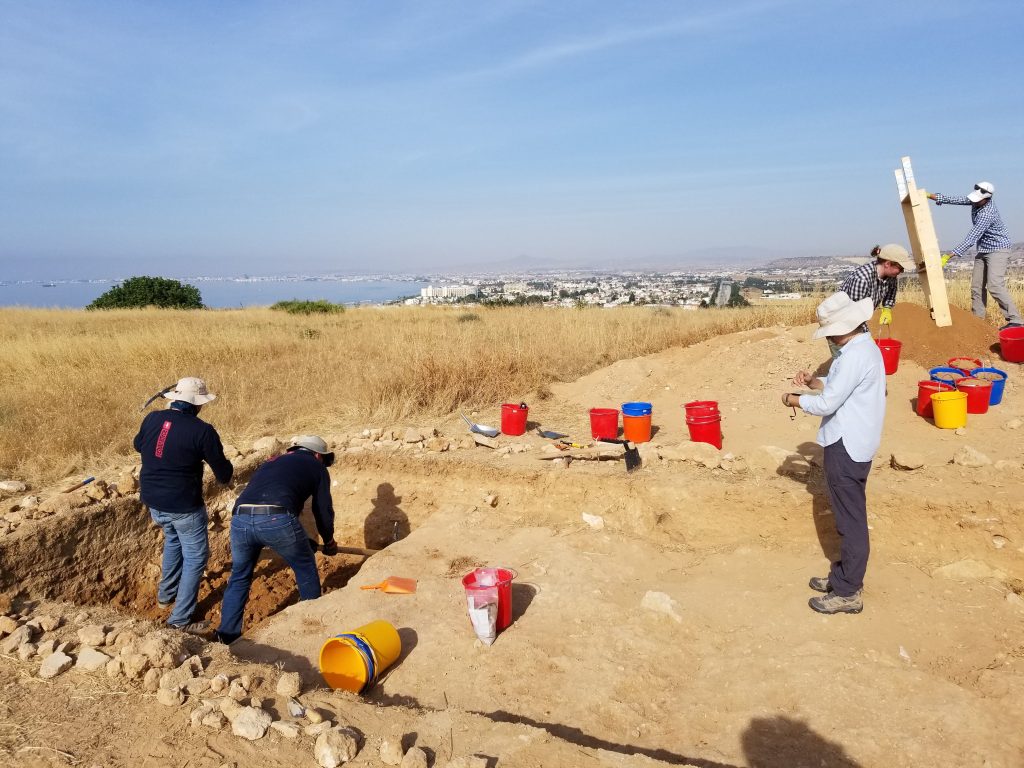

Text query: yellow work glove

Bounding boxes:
[941,253,954,267]
[879,307,893,325]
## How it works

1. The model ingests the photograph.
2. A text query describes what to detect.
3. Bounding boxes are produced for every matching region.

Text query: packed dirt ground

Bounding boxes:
[2,306,1023,767]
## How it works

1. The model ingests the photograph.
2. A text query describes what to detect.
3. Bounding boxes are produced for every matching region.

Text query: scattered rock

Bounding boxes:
[143,667,162,693]
[77,625,107,647]
[75,646,111,672]
[0,615,19,635]
[403,428,424,444]
[720,453,748,473]
[17,642,36,661]
[581,512,604,530]
[250,696,264,709]
[898,646,912,664]
[184,677,211,696]
[114,471,139,495]
[994,460,1022,473]
[890,452,925,471]
[1,624,33,654]
[0,480,28,494]
[231,707,272,740]
[306,707,324,724]
[38,651,73,679]
[659,442,721,469]
[304,722,333,737]
[202,711,226,731]
[228,678,249,701]
[276,671,302,698]
[992,535,1008,549]
[425,437,449,452]
[953,446,991,468]
[473,434,498,449]
[640,591,682,623]
[220,697,244,722]
[138,631,186,669]
[271,721,301,739]
[380,738,404,766]
[401,746,429,768]
[315,727,360,767]
[954,427,967,436]
[190,703,215,729]
[252,436,283,455]
[157,686,185,707]
[84,480,108,501]
[121,652,151,679]
[1003,418,1022,430]
[484,494,498,508]
[105,658,123,678]
[160,655,203,690]
[36,639,58,658]
[1006,592,1024,611]
[210,673,229,693]
[752,445,811,479]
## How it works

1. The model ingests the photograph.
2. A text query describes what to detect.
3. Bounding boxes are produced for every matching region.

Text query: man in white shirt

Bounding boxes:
[782,292,886,614]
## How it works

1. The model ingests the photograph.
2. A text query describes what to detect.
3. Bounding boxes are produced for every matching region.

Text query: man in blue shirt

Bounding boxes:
[135,377,233,634]
[216,435,337,644]
[783,293,886,615]
[927,181,1022,330]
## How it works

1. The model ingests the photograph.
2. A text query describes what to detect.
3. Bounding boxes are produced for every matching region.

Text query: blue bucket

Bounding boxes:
[929,367,965,385]
[970,367,1008,406]
[621,401,652,417]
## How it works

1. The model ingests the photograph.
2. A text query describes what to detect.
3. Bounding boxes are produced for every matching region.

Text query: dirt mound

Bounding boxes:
[869,303,997,371]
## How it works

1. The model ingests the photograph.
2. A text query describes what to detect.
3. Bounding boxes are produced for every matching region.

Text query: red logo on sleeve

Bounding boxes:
[155,420,172,458]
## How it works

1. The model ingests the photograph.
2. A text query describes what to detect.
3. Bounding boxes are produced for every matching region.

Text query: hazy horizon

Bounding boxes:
[3,1,1023,281]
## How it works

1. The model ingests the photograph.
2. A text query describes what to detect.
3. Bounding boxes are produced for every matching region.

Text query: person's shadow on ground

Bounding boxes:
[364,482,410,550]
[742,715,862,767]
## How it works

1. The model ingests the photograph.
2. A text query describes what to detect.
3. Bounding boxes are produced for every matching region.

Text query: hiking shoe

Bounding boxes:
[808,576,832,593]
[169,620,212,637]
[809,591,863,615]
[158,600,173,609]
[1000,323,1023,331]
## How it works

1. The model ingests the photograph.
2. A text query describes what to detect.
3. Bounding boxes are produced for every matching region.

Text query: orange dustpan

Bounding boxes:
[360,576,417,594]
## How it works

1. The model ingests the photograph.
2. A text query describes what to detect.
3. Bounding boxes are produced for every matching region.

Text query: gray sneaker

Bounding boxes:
[158,600,173,609]
[169,620,212,637]
[808,576,832,593]
[809,591,863,615]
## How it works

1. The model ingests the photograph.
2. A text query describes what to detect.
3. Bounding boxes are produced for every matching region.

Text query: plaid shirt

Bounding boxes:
[934,195,1012,256]
[840,261,896,309]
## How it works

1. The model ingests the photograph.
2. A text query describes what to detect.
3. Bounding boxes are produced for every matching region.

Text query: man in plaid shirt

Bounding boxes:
[927,181,1022,330]
[839,243,913,326]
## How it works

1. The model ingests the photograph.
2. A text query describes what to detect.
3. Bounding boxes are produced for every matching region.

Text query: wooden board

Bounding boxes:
[895,156,952,327]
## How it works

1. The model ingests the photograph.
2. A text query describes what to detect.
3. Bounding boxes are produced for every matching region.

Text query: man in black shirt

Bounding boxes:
[134,377,233,633]
[216,435,337,644]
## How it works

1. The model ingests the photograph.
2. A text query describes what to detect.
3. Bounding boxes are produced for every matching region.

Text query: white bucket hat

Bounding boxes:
[813,292,875,339]
[874,243,914,273]
[163,376,217,405]
[967,181,994,203]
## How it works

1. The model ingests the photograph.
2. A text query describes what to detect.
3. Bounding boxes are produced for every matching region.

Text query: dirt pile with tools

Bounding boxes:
[1,321,1023,767]
[868,303,998,370]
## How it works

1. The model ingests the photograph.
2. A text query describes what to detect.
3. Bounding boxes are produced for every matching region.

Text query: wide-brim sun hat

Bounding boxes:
[163,376,217,405]
[967,181,994,203]
[875,243,914,273]
[289,435,335,463]
[813,292,875,339]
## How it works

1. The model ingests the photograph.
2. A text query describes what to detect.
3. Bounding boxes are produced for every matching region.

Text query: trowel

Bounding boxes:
[536,427,569,440]
[360,576,417,594]
[597,438,642,473]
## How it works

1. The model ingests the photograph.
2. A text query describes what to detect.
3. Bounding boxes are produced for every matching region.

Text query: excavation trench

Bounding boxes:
[0,495,374,632]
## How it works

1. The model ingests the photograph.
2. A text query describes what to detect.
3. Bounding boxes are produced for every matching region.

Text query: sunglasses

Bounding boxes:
[974,185,991,193]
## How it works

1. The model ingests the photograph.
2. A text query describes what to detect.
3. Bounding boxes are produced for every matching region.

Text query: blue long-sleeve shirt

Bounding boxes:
[234,450,335,542]
[798,332,886,462]
[934,195,1012,256]
[134,405,233,513]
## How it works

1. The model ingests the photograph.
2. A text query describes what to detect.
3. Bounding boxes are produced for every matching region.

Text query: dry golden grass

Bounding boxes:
[900,274,1024,324]
[1,303,816,487]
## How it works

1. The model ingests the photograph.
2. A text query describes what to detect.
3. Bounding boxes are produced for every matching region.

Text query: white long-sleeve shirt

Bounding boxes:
[798,332,886,462]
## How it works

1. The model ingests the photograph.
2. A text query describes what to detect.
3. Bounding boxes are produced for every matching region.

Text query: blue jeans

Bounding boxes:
[217,512,321,642]
[150,506,209,627]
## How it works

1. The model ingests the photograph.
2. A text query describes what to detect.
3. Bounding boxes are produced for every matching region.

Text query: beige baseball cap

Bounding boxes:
[163,377,216,405]
[874,243,914,273]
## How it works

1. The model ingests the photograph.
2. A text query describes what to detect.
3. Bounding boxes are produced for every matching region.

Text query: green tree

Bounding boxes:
[88,276,203,310]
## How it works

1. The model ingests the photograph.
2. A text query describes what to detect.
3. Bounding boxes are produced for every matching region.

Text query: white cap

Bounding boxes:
[163,377,216,405]
[967,181,994,203]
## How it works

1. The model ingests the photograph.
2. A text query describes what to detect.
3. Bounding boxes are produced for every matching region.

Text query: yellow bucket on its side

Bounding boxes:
[931,390,968,429]
[319,620,401,693]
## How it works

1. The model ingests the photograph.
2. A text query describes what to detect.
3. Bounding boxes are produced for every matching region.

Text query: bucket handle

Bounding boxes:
[878,322,891,339]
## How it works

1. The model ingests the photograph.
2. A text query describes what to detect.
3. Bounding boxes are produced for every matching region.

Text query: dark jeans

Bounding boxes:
[217,512,321,642]
[824,439,872,597]
[150,506,209,627]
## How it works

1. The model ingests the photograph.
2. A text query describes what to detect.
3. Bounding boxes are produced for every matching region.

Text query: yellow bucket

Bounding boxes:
[319,620,401,693]
[931,390,967,429]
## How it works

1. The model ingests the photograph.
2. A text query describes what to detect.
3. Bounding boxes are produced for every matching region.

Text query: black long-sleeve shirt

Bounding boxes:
[134,406,233,513]
[233,450,335,542]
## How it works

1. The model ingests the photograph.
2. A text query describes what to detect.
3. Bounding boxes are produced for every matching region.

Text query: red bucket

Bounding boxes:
[500,403,528,436]
[999,326,1024,363]
[684,400,719,417]
[875,338,902,375]
[955,378,992,415]
[686,412,722,449]
[916,380,954,418]
[947,357,982,377]
[462,567,516,632]
[589,408,619,439]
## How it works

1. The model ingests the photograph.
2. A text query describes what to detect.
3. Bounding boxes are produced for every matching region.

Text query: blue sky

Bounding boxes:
[2,0,1023,279]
